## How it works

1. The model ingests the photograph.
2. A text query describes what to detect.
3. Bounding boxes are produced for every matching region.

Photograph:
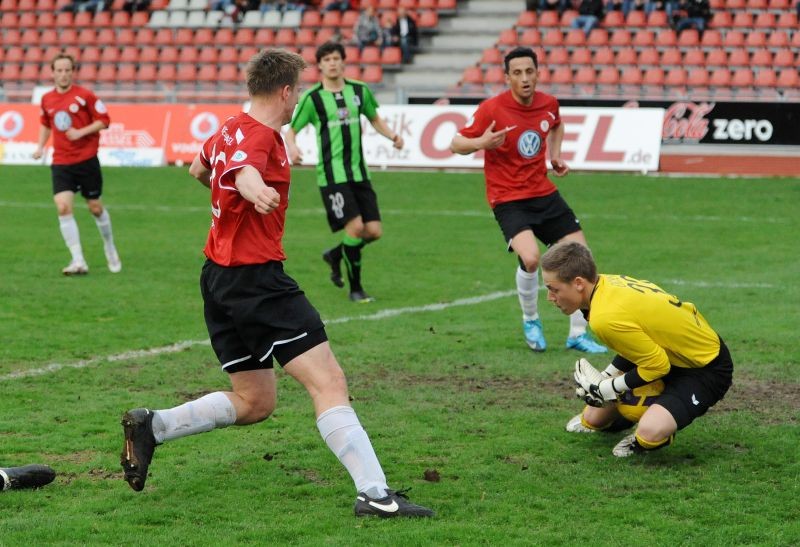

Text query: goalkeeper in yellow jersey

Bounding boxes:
[540,241,734,457]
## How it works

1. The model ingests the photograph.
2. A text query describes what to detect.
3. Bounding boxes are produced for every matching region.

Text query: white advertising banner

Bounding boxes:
[290,106,664,172]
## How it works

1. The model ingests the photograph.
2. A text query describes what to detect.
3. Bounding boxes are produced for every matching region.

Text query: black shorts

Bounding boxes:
[200,260,328,372]
[319,180,381,232]
[492,191,581,250]
[51,156,103,199]
[653,338,734,430]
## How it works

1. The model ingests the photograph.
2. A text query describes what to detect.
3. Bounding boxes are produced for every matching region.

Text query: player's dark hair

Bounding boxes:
[540,241,598,283]
[246,48,306,97]
[51,51,76,70]
[503,47,538,73]
[316,41,346,63]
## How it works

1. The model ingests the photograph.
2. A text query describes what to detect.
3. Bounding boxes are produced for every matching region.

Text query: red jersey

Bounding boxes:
[458,90,560,208]
[39,85,110,165]
[199,112,291,267]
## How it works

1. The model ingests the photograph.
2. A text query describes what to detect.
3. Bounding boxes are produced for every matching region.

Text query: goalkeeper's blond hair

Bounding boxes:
[540,241,597,283]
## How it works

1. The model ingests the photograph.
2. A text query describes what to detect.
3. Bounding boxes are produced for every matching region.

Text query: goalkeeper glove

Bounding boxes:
[574,358,629,406]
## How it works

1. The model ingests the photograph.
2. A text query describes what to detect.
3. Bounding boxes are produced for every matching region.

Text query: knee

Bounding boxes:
[363,225,382,242]
[582,406,616,429]
[345,219,365,238]
[519,256,539,273]
[56,203,72,216]
[235,390,276,424]
[87,203,104,217]
[636,410,677,442]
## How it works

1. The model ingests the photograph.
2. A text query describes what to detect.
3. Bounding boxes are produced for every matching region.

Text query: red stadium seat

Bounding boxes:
[119,46,139,64]
[593,46,614,65]
[570,47,592,65]
[745,31,767,48]
[136,28,155,45]
[300,65,320,84]
[97,64,117,83]
[586,28,608,47]
[196,64,218,82]
[159,46,179,63]
[18,12,35,28]
[678,29,699,47]
[565,29,586,47]
[709,12,732,28]
[700,29,721,47]
[238,46,258,63]
[218,64,240,83]
[300,46,316,64]
[683,48,705,66]
[722,30,745,48]
[315,27,337,45]
[296,28,316,46]
[100,47,121,64]
[437,0,456,9]
[537,65,551,84]
[195,28,214,45]
[484,66,505,84]
[38,12,56,28]
[603,10,624,27]
[218,47,238,64]
[181,47,199,64]
[616,47,638,65]
[646,10,668,27]
[175,28,194,47]
[214,28,234,46]
[254,28,275,45]
[776,69,799,88]
[753,69,776,87]
[709,68,731,87]
[620,67,643,85]
[520,28,541,46]
[130,11,149,26]
[705,48,727,66]
[461,66,483,85]
[20,64,41,83]
[597,66,619,85]
[517,11,536,27]
[111,11,131,28]
[632,29,654,47]
[665,68,687,87]
[156,64,177,83]
[498,28,518,47]
[82,46,101,63]
[753,12,775,29]
[773,49,795,68]
[625,11,646,27]
[176,64,197,82]
[547,48,569,66]
[0,12,19,28]
[77,64,97,82]
[381,47,402,65]
[550,66,572,84]
[731,69,753,88]
[609,29,632,47]
[117,63,136,82]
[40,29,59,46]
[302,10,322,28]
[418,10,438,28]
[275,29,295,45]
[117,28,136,46]
[746,0,767,7]
[574,66,595,84]
[538,11,559,27]
[378,0,398,8]
[139,46,160,63]
[1,63,22,82]
[25,46,44,64]
[728,48,749,67]
[731,12,753,28]
[96,28,115,45]
[345,46,360,63]
[341,10,359,27]
[542,29,563,46]
[154,28,174,47]
[137,64,158,83]
[93,11,112,27]
[361,46,381,64]
[19,29,39,45]
[343,65,361,80]
[642,68,664,86]
[687,68,709,87]
[769,31,790,48]
[55,11,74,28]
[750,49,773,67]
[661,47,681,66]
[776,12,798,29]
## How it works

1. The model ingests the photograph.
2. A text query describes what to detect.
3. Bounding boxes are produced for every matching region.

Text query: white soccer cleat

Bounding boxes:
[105,246,122,273]
[612,433,645,457]
[566,413,596,433]
[62,260,89,276]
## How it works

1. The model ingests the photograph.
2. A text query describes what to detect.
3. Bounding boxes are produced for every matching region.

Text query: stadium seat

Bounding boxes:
[275,28,296,45]
[750,48,773,67]
[538,10,559,27]
[677,29,699,47]
[661,47,681,66]
[484,66,505,84]
[100,47,121,64]
[537,65,551,84]
[181,47,199,64]
[700,29,722,47]
[117,28,136,46]
[705,48,726,67]
[139,46,160,63]
[517,11,536,27]
[498,28,518,47]
[19,29,39,46]
[548,48,569,66]
[218,64,240,83]
[300,46,316,64]
[77,64,97,82]
[753,68,777,87]
[82,46,102,64]
[18,12,35,28]
[111,11,131,28]
[238,47,259,63]
[636,47,658,66]
[117,63,136,82]
[281,10,302,28]
[753,12,775,29]
[542,29,563,47]
[137,63,158,83]
[381,47,402,65]
[199,47,219,64]
[24,47,44,64]
[154,28,174,46]
[175,28,195,46]
[0,12,19,28]
[345,46,360,63]
[378,0,398,8]
[728,48,749,68]
[632,30,655,47]
[480,48,502,66]
[119,46,139,64]
[461,66,483,85]
[315,27,337,45]
[520,28,541,46]
[646,10,668,28]
[574,66,595,85]
[709,11,732,28]
[773,49,795,68]
[185,12,205,27]
[597,66,619,85]
[550,66,572,84]
[626,11,646,28]
[609,29,632,47]
[570,47,592,65]
[38,12,56,28]
[176,64,197,82]
[745,31,767,49]
[344,65,362,80]
[665,68,687,87]
[616,47,638,65]
[302,10,322,28]
[156,64,177,82]
[777,69,799,88]
[731,68,753,88]
[731,12,753,28]
[0,63,21,82]
[603,10,624,27]
[586,29,608,47]
[131,11,149,26]
[252,28,274,45]
[341,10,359,27]
[148,10,168,27]
[593,46,614,65]
[361,47,380,64]
[776,12,798,29]
[683,48,705,66]
[709,68,731,87]
[135,27,155,45]
[642,68,664,86]
[620,66,643,85]
[722,30,745,48]
[97,64,117,83]
[296,28,316,46]
[55,11,74,28]
[565,29,586,47]
[20,63,41,83]
[40,29,59,46]
[301,65,320,84]
[218,46,238,64]
[746,0,767,6]
[241,11,264,28]
[687,68,709,87]
[769,31,791,48]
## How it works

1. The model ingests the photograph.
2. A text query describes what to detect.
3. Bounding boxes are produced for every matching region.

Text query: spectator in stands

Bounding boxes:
[322,0,350,12]
[645,0,678,18]
[392,7,419,64]
[259,0,307,13]
[537,0,570,14]
[610,0,645,17]
[571,0,604,36]
[60,0,107,12]
[381,15,400,52]
[122,0,150,12]
[673,0,711,34]
[354,5,381,51]
[795,0,799,17]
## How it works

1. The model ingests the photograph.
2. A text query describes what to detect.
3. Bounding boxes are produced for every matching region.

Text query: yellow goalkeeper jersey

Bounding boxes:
[588,274,721,382]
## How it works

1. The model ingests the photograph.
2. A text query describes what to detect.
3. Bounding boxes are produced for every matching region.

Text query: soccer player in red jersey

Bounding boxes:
[33,52,121,276]
[450,46,606,354]
[119,49,433,518]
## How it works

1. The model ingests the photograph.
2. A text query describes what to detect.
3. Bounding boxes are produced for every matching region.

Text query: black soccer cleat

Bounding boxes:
[349,290,375,303]
[0,464,56,491]
[120,408,158,492]
[354,488,435,518]
[322,249,345,288]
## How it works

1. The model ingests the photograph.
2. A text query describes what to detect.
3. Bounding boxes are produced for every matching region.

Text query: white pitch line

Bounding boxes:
[0,278,775,383]
[0,200,790,224]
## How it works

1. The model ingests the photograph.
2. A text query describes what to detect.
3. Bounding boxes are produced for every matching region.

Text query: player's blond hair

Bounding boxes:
[51,51,76,70]
[246,48,306,98]
[540,241,598,283]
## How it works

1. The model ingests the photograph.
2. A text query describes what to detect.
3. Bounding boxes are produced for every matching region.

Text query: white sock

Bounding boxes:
[569,310,588,338]
[516,266,539,322]
[94,209,116,251]
[316,405,388,498]
[58,214,84,263]
[151,392,237,443]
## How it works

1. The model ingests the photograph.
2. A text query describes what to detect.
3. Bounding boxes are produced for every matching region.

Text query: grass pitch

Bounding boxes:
[1,165,798,545]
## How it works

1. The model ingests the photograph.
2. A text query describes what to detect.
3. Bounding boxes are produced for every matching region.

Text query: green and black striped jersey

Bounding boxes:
[291,79,379,186]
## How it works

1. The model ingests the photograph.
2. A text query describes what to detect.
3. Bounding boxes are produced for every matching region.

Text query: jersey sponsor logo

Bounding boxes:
[0,111,25,139]
[351,95,361,107]
[547,111,556,120]
[221,125,233,146]
[69,103,79,113]
[540,120,550,132]
[337,107,349,120]
[75,96,86,106]
[54,111,73,131]
[95,99,108,114]
[517,130,541,159]
[231,150,247,162]
[190,112,220,141]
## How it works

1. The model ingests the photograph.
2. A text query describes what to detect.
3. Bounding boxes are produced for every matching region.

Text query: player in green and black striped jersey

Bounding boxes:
[286,42,403,303]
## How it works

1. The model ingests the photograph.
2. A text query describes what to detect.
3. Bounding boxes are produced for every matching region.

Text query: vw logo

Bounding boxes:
[0,111,24,139]
[54,111,73,131]
[190,113,220,141]
[517,130,541,159]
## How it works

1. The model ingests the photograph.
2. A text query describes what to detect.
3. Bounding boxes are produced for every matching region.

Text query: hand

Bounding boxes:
[65,128,82,141]
[575,386,606,407]
[32,148,43,160]
[550,158,569,177]
[288,145,303,165]
[253,185,280,215]
[391,134,404,150]
[574,358,618,405]
[480,121,516,150]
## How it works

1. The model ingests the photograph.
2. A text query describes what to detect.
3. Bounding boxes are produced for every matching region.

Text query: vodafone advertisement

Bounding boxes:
[1,103,662,171]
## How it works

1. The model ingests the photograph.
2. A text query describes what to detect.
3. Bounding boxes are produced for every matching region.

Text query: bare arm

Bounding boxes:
[284,127,303,164]
[235,165,280,215]
[369,115,403,149]
[189,153,211,188]
[65,120,107,142]
[546,122,569,177]
[32,126,51,160]
[450,121,515,155]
